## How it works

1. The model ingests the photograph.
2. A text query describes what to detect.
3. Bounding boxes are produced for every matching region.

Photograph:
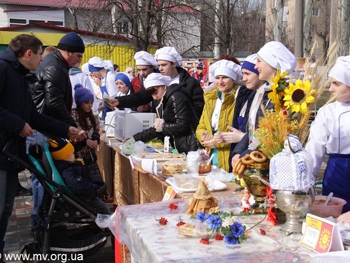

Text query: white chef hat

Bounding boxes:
[329,56,350,86]
[144,73,172,89]
[88,56,104,72]
[257,41,297,73]
[209,59,242,81]
[134,51,158,68]
[103,60,114,72]
[241,54,259,75]
[81,62,90,75]
[155,47,182,66]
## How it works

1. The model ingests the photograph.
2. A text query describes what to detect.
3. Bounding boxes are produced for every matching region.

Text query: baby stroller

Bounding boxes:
[3,139,111,262]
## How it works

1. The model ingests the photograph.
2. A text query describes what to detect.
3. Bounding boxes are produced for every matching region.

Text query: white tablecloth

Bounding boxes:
[111,197,315,263]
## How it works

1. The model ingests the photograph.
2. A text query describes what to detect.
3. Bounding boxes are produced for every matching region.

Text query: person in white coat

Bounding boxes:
[305,55,350,214]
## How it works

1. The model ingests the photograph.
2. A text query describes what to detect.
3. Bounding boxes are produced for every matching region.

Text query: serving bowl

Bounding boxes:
[308,195,347,218]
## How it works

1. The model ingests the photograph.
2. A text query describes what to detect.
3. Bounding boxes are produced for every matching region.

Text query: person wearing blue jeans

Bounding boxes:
[26,131,46,234]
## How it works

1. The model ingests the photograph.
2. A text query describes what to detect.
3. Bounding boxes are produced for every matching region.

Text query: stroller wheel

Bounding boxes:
[19,241,42,263]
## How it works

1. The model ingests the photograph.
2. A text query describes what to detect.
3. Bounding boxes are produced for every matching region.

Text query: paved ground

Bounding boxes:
[4,170,115,263]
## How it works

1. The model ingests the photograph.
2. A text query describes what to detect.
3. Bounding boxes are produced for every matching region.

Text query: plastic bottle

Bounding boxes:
[164,136,170,153]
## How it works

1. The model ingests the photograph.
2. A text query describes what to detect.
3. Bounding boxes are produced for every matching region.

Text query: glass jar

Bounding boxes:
[198,161,212,175]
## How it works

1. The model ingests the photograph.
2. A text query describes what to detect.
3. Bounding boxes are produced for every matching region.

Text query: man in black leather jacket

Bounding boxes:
[107,47,204,119]
[32,32,85,127]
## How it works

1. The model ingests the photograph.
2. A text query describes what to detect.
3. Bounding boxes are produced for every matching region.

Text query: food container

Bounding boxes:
[198,161,212,174]
[173,174,202,189]
[308,195,347,218]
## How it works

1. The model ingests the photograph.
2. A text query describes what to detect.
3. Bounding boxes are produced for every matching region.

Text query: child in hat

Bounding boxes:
[48,137,110,214]
[72,84,103,184]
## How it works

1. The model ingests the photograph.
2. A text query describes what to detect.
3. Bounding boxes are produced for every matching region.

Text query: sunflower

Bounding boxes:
[268,70,288,112]
[283,79,315,114]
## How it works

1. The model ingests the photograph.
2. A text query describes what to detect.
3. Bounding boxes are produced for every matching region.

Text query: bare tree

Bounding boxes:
[191,0,266,55]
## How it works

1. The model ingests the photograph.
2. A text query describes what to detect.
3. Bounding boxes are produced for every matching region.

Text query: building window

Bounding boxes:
[312,8,319,17]
[117,21,128,34]
[9,18,26,25]
[48,21,64,26]
[29,20,45,24]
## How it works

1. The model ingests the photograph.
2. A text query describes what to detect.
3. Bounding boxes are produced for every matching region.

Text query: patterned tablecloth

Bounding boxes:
[110,197,316,263]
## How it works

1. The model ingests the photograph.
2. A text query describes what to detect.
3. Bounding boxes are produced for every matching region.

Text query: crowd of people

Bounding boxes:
[1,31,350,261]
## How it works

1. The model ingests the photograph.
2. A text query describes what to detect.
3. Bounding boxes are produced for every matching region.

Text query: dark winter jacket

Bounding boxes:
[230,89,274,161]
[0,48,70,172]
[55,160,100,198]
[117,67,204,119]
[133,83,200,154]
[32,49,76,127]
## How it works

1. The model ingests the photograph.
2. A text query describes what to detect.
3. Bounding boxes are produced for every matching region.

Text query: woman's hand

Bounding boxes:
[86,139,99,149]
[154,118,165,132]
[106,98,119,109]
[220,126,245,143]
[231,153,240,169]
[337,211,350,223]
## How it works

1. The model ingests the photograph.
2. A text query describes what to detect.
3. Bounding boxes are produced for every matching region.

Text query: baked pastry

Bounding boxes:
[186,180,218,215]
[162,161,185,177]
[177,223,208,237]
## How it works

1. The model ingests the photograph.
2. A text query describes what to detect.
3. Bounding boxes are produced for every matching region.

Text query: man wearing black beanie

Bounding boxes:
[28,32,85,238]
[32,32,85,127]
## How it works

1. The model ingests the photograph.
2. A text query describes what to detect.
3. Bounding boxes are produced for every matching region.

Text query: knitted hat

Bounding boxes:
[209,59,242,81]
[74,83,94,106]
[48,137,75,161]
[257,41,296,73]
[197,62,204,69]
[115,73,132,89]
[241,54,259,75]
[88,56,104,72]
[57,32,85,53]
[329,56,350,86]
[134,51,158,68]
[155,46,182,66]
[144,73,172,89]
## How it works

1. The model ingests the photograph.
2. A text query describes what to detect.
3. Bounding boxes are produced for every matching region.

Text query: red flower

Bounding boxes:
[267,207,278,226]
[200,238,210,244]
[176,221,185,227]
[214,234,224,240]
[159,217,168,225]
[259,229,266,235]
[168,203,178,210]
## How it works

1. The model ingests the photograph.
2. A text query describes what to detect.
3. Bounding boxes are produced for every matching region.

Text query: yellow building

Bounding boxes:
[0,23,157,71]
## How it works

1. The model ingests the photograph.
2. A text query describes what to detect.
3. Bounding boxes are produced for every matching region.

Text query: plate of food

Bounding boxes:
[177,223,211,238]
[166,176,227,193]
[131,152,186,161]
